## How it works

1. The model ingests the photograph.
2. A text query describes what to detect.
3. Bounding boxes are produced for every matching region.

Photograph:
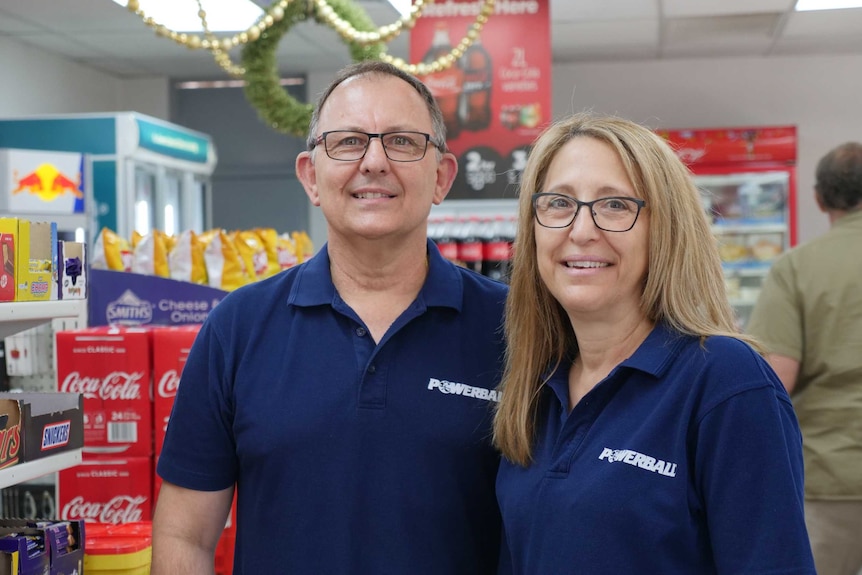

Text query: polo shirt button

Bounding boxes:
[355,327,367,337]
[368,364,377,374]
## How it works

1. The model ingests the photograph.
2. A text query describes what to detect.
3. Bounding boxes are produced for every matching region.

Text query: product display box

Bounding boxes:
[58,456,152,525]
[0,218,16,302]
[16,220,58,302]
[0,392,83,468]
[0,519,84,575]
[152,325,200,457]
[57,241,86,300]
[56,327,152,457]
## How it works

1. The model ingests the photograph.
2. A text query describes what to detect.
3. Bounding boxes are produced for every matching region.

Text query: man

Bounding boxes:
[748,141,862,575]
[152,61,507,574]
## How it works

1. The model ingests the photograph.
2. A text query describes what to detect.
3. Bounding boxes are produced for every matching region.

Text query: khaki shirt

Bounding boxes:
[747,209,862,499]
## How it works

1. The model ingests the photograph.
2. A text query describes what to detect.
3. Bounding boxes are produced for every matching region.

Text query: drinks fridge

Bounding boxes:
[659,126,798,329]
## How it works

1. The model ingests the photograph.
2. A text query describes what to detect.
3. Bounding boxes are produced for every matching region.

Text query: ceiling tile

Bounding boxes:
[551,0,657,22]
[662,0,792,18]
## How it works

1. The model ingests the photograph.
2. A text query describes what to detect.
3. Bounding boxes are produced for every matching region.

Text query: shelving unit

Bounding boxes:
[0,300,86,340]
[0,449,82,490]
[0,299,86,493]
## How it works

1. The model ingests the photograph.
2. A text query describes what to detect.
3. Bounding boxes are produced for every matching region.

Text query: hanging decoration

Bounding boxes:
[241,0,384,137]
[121,0,498,137]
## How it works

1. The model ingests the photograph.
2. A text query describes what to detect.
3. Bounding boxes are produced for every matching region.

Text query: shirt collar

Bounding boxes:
[832,207,862,230]
[288,239,463,311]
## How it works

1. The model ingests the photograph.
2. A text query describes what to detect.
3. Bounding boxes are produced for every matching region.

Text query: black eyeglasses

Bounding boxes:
[309,130,445,162]
[532,193,646,232]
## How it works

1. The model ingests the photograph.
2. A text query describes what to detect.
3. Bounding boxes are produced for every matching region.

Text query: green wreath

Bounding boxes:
[241,0,384,138]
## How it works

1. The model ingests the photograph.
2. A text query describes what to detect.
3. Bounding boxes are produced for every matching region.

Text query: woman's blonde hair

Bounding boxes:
[493,112,759,466]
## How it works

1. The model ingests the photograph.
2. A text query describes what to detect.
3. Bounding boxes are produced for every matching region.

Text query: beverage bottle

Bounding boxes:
[423,24,463,140]
[457,215,483,274]
[482,215,515,282]
[459,37,493,131]
[434,216,460,264]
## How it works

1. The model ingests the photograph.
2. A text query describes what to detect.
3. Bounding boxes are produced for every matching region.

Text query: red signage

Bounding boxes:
[657,126,797,167]
[410,0,551,199]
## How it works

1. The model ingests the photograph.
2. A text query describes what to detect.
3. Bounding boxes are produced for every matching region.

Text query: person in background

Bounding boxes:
[747,141,862,575]
[151,60,507,574]
[493,111,815,574]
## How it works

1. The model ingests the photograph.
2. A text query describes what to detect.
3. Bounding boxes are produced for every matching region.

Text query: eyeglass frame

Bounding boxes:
[531,192,646,232]
[308,130,446,162]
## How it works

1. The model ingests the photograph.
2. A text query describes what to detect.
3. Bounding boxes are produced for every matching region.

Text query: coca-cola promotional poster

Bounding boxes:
[410,0,551,199]
[56,327,152,458]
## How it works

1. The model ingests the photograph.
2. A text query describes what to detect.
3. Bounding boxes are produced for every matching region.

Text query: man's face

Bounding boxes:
[297,74,456,243]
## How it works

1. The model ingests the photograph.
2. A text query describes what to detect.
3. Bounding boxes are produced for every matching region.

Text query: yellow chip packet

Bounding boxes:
[199,228,252,291]
[276,233,299,271]
[168,230,207,285]
[254,228,282,278]
[231,230,269,281]
[291,231,314,263]
[92,227,132,271]
[131,231,170,277]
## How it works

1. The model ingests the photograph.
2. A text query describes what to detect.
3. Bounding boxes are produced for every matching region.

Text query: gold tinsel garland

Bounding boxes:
[123,0,497,137]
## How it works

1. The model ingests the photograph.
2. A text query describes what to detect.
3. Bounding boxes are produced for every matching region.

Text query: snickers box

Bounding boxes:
[0,218,15,302]
[0,392,83,467]
[56,327,152,457]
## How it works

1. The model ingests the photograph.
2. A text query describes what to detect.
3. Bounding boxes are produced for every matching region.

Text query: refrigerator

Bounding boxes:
[658,126,797,329]
[0,112,217,243]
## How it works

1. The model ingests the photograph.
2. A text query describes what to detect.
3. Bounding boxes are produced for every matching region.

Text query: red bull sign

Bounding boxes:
[0,148,85,214]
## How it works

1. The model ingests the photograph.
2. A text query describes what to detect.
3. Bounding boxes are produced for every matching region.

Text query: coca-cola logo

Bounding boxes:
[62,495,146,524]
[157,369,180,399]
[60,371,144,401]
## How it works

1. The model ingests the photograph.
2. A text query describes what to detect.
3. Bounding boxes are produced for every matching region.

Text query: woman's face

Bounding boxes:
[534,136,650,324]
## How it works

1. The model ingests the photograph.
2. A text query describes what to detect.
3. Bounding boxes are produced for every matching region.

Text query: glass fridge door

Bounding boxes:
[133,164,157,236]
[696,170,790,329]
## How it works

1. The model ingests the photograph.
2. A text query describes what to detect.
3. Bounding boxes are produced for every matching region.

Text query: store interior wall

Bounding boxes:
[2,34,861,250]
[171,83,309,236]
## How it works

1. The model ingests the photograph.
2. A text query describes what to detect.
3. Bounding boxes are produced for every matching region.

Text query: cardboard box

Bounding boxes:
[0,519,84,575]
[0,531,50,575]
[152,325,200,457]
[0,392,83,468]
[56,328,152,457]
[0,218,15,302]
[57,241,86,300]
[15,220,58,302]
[58,456,152,525]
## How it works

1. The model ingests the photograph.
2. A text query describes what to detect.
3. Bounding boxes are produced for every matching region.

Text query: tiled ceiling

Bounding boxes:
[0,0,861,78]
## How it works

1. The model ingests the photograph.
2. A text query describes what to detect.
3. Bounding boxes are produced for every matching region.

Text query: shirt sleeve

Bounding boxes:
[747,255,803,361]
[693,381,815,574]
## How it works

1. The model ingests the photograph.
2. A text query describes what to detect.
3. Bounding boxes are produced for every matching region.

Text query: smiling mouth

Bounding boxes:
[353,192,393,199]
[565,261,609,269]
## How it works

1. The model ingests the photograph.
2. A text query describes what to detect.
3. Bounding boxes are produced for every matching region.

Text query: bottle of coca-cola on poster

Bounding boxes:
[433,215,460,264]
[459,37,493,132]
[423,23,463,140]
[482,215,515,282]
[457,215,484,274]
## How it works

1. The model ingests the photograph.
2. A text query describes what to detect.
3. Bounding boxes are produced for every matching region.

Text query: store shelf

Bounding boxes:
[0,300,85,339]
[711,223,787,235]
[0,449,82,489]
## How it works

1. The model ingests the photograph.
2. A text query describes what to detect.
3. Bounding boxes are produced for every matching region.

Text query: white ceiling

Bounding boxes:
[1,0,862,79]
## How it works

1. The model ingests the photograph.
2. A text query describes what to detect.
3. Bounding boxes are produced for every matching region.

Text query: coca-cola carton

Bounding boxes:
[152,325,200,457]
[56,327,152,457]
[58,456,152,525]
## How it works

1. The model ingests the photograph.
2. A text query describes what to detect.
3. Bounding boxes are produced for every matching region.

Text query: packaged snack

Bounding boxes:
[91,228,132,272]
[199,229,252,291]
[168,230,207,285]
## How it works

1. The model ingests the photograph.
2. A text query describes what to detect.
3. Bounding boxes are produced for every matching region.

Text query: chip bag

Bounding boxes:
[131,230,170,277]
[168,230,207,285]
[199,228,252,291]
[91,227,132,271]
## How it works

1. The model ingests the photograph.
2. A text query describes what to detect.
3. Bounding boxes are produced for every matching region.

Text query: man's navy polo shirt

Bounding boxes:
[158,240,507,574]
[497,322,815,574]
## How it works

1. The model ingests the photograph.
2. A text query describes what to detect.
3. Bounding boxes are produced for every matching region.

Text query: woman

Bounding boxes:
[493,112,815,574]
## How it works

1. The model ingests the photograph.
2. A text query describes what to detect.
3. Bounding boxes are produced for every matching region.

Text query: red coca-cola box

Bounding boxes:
[152,325,200,457]
[56,326,152,457]
[58,455,152,525]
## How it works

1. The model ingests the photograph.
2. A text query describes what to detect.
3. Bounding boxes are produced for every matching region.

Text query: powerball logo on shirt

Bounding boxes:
[598,447,678,478]
[427,377,500,403]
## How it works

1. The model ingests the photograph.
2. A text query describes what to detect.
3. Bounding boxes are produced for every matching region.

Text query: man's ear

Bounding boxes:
[297,151,320,206]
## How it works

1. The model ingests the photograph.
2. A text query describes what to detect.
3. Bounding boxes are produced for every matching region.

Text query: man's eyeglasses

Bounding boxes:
[532,193,646,232]
[310,131,445,162]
